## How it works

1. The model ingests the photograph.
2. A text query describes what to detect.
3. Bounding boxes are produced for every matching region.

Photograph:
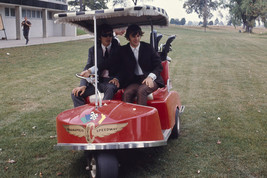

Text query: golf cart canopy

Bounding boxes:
[54,5,169,32]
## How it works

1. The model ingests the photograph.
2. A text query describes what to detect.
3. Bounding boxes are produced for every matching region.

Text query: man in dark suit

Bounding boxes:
[71,24,120,107]
[118,24,164,106]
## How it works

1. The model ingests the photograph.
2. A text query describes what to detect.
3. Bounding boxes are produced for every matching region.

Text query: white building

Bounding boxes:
[0,0,75,40]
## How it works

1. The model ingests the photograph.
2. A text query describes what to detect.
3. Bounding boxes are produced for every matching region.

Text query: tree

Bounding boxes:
[188,21,193,25]
[111,0,132,6]
[111,0,153,6]
[183,0,219,31]
[180,18,186,25]
[226,15,233,26]
[225,0,267,32]
[170,18,180,25]
[214,18,219,25]
[208,20,214,25]
[69,0,153,11]
[68,0,108,10]
[170,18,186,25]
[170,18,176,25]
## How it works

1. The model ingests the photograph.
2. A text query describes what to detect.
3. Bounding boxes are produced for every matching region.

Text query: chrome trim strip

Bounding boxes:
[55,139,167,151]
[55,129,172,151]
[162,128,172,141]
[55,140,166,150]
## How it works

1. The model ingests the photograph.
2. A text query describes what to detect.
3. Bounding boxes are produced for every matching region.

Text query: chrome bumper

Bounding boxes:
[55,129,171,151]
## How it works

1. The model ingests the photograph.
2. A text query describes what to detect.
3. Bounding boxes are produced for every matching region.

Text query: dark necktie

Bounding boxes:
[104,47,109,58]
[102,47,109,77]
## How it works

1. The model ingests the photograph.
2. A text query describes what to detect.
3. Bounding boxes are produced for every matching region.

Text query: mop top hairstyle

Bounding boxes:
[125,24,144,40]
[97,24,113,40]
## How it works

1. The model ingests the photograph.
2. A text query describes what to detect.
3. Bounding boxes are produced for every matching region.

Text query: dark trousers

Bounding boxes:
[71,78,118,107]
[23,30,29,43]
[122,76,159,106]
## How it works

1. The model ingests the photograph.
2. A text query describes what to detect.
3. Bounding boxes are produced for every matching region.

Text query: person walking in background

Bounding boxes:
[21,16,31,45]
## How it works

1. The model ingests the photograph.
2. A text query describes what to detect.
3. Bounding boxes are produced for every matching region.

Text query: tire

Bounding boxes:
[88,152,119,178]
[170,108,180,139]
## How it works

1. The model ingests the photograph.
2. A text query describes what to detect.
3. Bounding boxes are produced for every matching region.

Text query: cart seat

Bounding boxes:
[85,60,170,104]
[86,87,169,104]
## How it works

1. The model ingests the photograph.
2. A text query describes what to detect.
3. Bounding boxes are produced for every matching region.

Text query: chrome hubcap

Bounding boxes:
[90,157,97,178]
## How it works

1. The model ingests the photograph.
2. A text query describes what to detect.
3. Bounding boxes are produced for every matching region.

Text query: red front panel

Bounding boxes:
[56,101,163,144]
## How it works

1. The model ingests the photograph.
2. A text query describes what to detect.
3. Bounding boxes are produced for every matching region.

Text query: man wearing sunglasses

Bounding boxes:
[71,24,120,107]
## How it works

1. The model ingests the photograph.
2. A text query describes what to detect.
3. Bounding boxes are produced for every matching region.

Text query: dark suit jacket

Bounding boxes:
[80,39,119,86]
[118,42,164,88]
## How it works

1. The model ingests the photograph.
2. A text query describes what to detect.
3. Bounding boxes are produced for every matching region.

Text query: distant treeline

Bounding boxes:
[170,18,186,25]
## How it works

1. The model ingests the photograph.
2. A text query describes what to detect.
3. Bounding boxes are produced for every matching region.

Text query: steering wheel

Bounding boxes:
[75,73,97,84]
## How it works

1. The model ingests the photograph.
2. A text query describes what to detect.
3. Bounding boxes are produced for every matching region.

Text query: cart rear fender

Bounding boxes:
[148,91,181,130]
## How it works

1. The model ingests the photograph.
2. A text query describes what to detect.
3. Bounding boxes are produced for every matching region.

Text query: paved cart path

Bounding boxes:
[0,34,92,49]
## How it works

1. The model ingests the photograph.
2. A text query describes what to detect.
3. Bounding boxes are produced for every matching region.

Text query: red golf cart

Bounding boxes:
[54,4,184,178]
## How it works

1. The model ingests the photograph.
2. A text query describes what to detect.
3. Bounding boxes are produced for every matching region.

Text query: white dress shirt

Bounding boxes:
[89,43,112,76]
[130,44,157,81]
[130,44,143,75]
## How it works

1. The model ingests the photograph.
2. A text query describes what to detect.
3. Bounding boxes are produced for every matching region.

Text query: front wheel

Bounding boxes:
[88,152,119,178]
[170,108,180,139]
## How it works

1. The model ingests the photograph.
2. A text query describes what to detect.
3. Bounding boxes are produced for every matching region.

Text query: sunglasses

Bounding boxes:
[101,33,113,37]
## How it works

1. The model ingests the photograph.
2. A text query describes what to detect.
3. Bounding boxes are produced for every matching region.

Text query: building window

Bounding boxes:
[22,9,43,19]
[37,11,41,18]
[32,10,36,18]
[48,11,53,20]
[22,9,26,18]
[11,8,15,17]
[4,8,15,17]
[5,8,9,16]
[27,10,31,18]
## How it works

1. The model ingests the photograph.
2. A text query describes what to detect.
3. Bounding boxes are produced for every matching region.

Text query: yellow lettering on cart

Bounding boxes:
[98,114,106,124]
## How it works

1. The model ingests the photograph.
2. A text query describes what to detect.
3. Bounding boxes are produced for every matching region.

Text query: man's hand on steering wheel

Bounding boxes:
[80,69,92,78]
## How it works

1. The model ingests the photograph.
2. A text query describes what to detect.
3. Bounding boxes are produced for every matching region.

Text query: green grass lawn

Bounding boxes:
[77,28,88,36]
[0,26,266,177]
